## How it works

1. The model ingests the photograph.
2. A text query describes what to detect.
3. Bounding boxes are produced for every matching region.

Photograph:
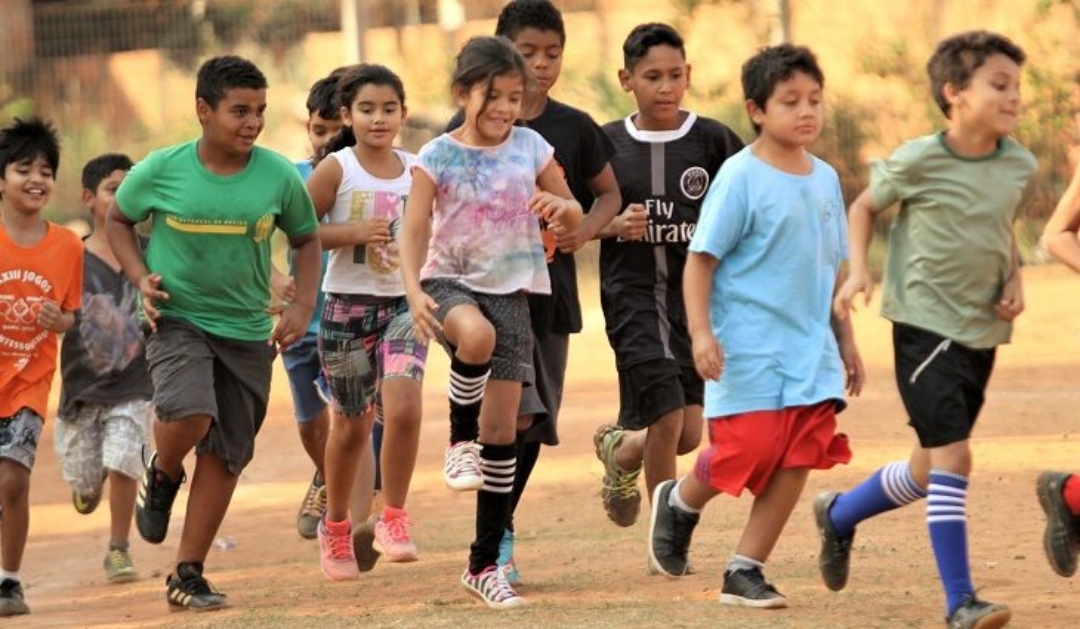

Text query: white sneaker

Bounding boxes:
[444,441,484,491]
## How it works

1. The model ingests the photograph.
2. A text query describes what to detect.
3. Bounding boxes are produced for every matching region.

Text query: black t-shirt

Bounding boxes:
[600,112,744,369]
[446,98,615,335]
[58,243,153,417]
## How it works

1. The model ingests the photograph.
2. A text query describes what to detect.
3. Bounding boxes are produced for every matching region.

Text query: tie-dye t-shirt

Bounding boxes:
[414,127,554,295]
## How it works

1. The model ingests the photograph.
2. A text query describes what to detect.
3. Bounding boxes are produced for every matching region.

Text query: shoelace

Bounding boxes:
[106,549,132,571]
[447,442,483,477]
[478,568,516,602]
[303,484,327,517]
[326,527,354,560]
[604,465,642,499]
[149,470,183,511]
[182,575,224,598]
[739,569,780,595]
[384,515,414,542]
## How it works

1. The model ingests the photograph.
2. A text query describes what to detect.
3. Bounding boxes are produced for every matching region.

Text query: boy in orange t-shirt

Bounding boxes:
[0,117,83,617]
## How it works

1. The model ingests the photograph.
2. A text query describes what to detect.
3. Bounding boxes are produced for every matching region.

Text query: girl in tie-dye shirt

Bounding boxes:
[400,36,582,609]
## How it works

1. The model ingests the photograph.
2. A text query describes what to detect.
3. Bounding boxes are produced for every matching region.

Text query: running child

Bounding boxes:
[816,31,1035,629]
[1037,157,1080,578]
[55,153,152,585]
[0,117,82,618]
[401,36,583,609]
[307,63,427,580]
[448,0,623,583]
[647,44,860,608]
[594,22,743,530]
[107,55,321,611]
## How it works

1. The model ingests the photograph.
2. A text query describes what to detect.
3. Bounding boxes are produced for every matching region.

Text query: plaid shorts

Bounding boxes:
[0,408,44,471]
[55,399,153,494]
[319,294,427,417]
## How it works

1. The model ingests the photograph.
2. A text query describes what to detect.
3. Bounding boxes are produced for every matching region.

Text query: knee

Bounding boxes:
[391,399,423,430]
[0,470,30,505]
[298,420,326,443]
[930,442,972,477]
[332,413,373,445]
[676,429,702,455]
[516,414,534,433]
[649,412,682,441]
[455,319,496,362]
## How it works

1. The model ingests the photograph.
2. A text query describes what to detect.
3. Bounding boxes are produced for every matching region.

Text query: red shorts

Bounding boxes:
[693,402,851,497]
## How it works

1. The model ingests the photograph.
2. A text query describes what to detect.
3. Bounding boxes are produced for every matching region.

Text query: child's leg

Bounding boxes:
[926,440,977,617]
[734,468,810,562]
[676,404,704,456]
[441,303,494,490]
[642,409,684,502]
[0,460,31,574]
[471,379,521,574]
[108,472,137,546]
[379,378,422,510]
[324,410,374,522]
[175,453,239,565]
[350,438,380,572]
[102,400,152,550]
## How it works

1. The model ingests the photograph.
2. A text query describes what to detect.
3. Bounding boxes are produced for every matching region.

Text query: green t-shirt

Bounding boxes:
[871,132,1037,349]
[116,141,318,341]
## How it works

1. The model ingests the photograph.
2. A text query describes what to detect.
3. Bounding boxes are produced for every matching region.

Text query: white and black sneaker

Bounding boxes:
[720,567,789,609]
[648,480,700,577]
[461,566,526,610]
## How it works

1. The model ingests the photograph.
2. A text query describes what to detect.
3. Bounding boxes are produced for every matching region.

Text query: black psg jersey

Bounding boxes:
[600,112,743,369]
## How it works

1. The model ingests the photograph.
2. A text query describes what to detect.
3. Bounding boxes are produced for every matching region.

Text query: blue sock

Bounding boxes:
[829,461,926,536]
[927,470,974,617]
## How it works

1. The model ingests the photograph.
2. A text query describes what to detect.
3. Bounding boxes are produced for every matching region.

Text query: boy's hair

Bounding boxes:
[196,55,268,109]
[451,36,530,116]
[495,0,566,45]
[622,23,684,71]
[927,30,1025,118]
[306,67,350,120]
[81,153,133,193]
[741,44,825,135]
[0,117,61,174]
[319,63,407,160]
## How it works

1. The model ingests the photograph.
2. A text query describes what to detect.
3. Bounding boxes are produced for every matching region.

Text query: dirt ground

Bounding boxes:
[13,264,1080,628]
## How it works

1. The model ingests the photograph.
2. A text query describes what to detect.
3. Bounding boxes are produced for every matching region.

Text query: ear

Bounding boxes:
[340,105,353,127]
[618,68,632,93]
[196,98,211,125]
[745,98,765,127]
[943,82,964,108]
[452,84,469,109]
[81,188,95,210]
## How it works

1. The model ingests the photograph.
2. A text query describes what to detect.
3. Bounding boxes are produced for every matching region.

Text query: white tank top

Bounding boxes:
[321,146,414,296]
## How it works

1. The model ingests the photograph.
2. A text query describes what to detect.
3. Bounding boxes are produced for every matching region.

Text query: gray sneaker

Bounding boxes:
[720,567,788,609]
[0,579,29,617]
[593,424,642,527]
[814,491,854,591]
[1036,471,1079,577]
[297,473,326,540]
[104,547,138,584]
[648,480,699,577]
[946,595,1011,629]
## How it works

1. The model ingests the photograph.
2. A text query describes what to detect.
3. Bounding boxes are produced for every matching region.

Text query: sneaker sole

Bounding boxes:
[813,491,849,591]
[460,578,527,610]
[167,601,230,613]
[372,540,418,563]
[320,560,361,581]
[353,524,381,572]
[1036,472,1079,578]
[647,480,686,579]
[0,603,30,616]
[107,572,138,585]
[444,476,484,492]
[719,593,789,609]
[969,609,1012,629]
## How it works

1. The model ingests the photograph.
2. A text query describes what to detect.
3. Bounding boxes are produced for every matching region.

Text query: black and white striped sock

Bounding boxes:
[469,442,516,574]
[448,356,489,444]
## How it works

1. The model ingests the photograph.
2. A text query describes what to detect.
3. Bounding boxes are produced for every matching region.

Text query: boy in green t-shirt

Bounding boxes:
[815,31,1035,629]
[106,55,321,612]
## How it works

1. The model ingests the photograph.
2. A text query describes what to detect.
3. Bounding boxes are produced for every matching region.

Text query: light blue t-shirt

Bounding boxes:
[293,159,328,335]
[689,147,848,417]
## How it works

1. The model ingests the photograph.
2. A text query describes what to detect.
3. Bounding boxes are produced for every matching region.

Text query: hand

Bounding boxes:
[691,329,724,381]
[529,190,570,224]
[354,218,392,246]
[36,299,66,332]
[996,273,1024,321]
[270,273,296,304]
[137,273,169,332]
[406,289,441,344]
[555,223,589,253]
[616,204,648,241]
[832,268,873,320]
[267,302,313,350]
[839,339,866,397]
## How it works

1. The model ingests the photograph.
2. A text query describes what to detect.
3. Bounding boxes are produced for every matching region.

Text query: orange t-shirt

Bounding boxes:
[0,222,83,418]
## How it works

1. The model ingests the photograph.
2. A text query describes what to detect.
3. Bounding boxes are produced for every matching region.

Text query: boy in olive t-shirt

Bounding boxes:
[106,55,321,612]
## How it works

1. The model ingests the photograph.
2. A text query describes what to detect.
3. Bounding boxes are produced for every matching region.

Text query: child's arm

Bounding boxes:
[1044,162,1080,273]
[306,155,391,250]
[270,232,320,349]
[832,188,878,319]
[684,251,723,381]
[532,160,584,238]
[595,203,648,241]
[995,235,1023,322]
[831,273,865,397]
[400,171,440,343]
[105,200,168,331]
[270,264,296,304]
[555,164,622,252]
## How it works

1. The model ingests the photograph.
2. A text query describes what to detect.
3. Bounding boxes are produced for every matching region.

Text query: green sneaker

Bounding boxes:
[297,473,326,540]
[593,424,642,527]
[104,547,138,584]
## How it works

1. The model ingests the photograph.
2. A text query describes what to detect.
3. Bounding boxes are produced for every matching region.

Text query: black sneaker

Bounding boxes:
[1036,471,1079,578]
[136,452,185,544]
[166,569,228,612]
[814,491,854,591]
[648,479,699,577]
[720,567,789,609]
[0,579,29,617]
[945,595,1011,629]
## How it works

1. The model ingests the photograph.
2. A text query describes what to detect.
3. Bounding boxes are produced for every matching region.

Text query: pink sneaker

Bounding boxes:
[318,517,359,581]
[373,514,418,562]
[461,565,526,609]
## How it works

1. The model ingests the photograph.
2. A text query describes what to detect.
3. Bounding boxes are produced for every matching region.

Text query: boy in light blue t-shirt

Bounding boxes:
[647,44,863,609]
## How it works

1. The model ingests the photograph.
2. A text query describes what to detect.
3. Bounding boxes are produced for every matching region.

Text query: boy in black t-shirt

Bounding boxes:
[594,22,744,535]
[55,153,152,585]
[446,1,623,583]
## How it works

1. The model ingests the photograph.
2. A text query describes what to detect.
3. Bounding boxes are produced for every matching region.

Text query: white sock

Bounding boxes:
[668,477,701,514]
[0,569,19,583]
[726,554,764,574]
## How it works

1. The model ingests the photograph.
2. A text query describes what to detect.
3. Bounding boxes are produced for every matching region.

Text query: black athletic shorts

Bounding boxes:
[617,358,703,431]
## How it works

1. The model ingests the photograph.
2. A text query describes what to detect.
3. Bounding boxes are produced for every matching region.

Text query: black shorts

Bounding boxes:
[145,317,274,475]
[893,322,996,448]
[517,331,569,446]
[617,358,704,430]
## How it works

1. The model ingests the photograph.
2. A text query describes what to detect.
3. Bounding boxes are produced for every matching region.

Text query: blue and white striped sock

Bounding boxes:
[829,461,926,536]
[927,470,975,617]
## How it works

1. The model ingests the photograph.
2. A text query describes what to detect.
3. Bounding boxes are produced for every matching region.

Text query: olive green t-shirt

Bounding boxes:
[871,132,1037,349]
[116,141,318,341]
